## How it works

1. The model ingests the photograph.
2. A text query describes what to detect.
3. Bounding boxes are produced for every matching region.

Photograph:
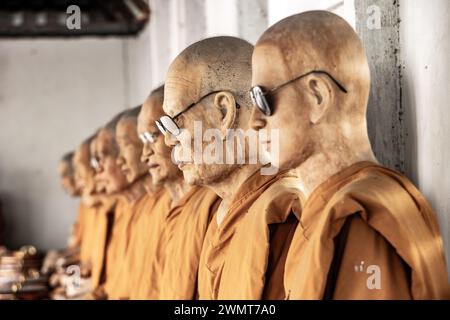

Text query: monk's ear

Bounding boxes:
[304,75,332,124]
[213,91,237,138]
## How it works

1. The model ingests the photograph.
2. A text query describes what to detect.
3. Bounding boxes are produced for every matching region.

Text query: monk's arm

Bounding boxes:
[332,215,412,299]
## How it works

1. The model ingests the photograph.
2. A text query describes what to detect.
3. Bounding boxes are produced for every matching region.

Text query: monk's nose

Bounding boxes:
[164,132,177,148]
[141,143,152,162]
[249,107,267,131]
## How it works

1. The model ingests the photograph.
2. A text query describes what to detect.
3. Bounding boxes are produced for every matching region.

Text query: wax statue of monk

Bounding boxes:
[133,85,219,299]
[42,152,83,275]
[58,152,80,197]
[248,11,450,299]
[103,106,162,300]
[160,36,295,300]
[88,112,145,299]
[74,135,106,277]
[57,152,83,248]
[50,136,104,299]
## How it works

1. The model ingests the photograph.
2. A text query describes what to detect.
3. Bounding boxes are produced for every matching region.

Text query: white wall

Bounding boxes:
[148,0,268,84]
[0,27,153,250]
[400,0,450,268]
[268,0,355,29]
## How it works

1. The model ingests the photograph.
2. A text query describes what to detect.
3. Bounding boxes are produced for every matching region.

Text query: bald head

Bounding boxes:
[73,134,96,197]
[60,151,74,174]
[254,11,370,115]
[121,105,142,122]
[139,85,165,128]
[58,151,79,196]
[116,105,149,183]
[249,10,376,172]
[164,36,253,116]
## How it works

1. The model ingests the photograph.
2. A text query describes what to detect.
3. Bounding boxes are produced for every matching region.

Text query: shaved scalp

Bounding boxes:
[150,84,164,103]
[142,84,165,118]
[105,110,128,133]
[121,105,142,122]
[80,133,96,159]
[166,36,253,106]
[60,151,74,173]
[256,10,370,115]
[61,151,74,164]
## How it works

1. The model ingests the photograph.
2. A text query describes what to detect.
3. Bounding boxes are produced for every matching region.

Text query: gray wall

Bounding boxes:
[355,0,449,272]
[400,0,450,270]
[0,28,153,250]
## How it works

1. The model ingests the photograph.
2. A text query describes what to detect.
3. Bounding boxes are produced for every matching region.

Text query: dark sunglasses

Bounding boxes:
[249,70,348,116]
[156,90,239,137]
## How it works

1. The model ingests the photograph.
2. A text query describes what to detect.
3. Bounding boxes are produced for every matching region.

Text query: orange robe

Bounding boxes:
[284,161,450,299]
[89,197,116,289]
[217,175,300,299]
[106,190,163,299]
[68,202,86,249]
[131,189,172,299]
[159,186,220,299]
[79,202,99,269]
[103,193,148,298]
[198,170,295,300]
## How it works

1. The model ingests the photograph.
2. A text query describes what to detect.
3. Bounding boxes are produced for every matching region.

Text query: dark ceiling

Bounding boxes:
[0,0,150,37]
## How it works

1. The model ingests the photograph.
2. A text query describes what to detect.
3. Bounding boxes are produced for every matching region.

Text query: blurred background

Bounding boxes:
[0,0,449,271]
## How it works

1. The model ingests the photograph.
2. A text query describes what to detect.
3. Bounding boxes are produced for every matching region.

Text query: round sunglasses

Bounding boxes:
[250,70,348,116]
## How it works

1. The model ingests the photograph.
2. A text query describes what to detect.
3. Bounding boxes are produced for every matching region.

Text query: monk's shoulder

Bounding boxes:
[248,176,302,224]
[329,169,420,216]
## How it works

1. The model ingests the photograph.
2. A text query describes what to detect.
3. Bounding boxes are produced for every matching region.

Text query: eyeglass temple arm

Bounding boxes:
[267,70,348,95]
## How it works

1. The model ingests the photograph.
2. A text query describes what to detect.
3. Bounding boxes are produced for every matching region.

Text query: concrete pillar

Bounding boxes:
[355,0,405,172]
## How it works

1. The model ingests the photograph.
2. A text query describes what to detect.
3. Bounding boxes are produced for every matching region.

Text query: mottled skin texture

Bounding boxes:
[249,11,377,197]
[162,36,262,222]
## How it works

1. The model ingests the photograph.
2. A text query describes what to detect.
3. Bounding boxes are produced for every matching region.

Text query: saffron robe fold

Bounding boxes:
[103,194,148,297]
[106,189,163,299]
[131,190,172,299]
[284,161,450,299]
[217,176,300,300]
[198,170,295,300]
[159,186,220,299]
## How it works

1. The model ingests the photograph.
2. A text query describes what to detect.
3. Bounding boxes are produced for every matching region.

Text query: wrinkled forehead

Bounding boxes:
[58,161,71,174]
[74,143,90,168]
[97,128,116,154]
[252,42,292,90]
[117,117,137,138]
[89,136,97,155]
[163,59,203,117]
[138,96,164,132]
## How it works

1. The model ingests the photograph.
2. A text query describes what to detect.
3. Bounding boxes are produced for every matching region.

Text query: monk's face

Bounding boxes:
[163,79,240,185]
[138,96,182,186]
[116,117,148,183]
[90,137,106,193]
[249,44,314,170]
[73,144,95,196]
[58,161,78,196]
[95,128,128,194]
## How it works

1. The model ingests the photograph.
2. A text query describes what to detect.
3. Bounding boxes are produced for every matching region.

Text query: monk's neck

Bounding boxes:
[296,141,377,199]
[164,177,191,206]
[141,174,158,195]
[207,164,260,225]
[119,175,148,204]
